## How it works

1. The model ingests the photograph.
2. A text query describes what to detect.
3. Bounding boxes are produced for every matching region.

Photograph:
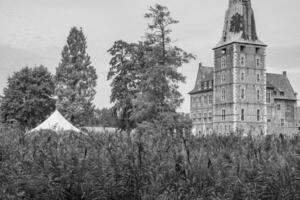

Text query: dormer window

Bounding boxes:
[204,82,207,90]
[240,54,246,67]
[201,82,204,90]
[222,48,227,55]
[208,81,212,89]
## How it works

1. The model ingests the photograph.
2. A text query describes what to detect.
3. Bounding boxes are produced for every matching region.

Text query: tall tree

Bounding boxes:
[55,27,97,126]
[0,66,55,129]
[107,4,194,131]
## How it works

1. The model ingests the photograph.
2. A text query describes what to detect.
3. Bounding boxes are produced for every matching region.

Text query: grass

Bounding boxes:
[0,127,299,200]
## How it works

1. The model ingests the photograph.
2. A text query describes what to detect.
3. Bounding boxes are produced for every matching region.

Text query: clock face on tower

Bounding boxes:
[229,13,244,33]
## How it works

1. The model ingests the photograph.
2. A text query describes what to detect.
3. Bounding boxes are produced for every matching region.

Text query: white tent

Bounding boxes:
[29,110,80,133]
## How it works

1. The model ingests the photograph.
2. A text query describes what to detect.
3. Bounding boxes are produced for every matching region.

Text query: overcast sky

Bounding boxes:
[0,0,300,112]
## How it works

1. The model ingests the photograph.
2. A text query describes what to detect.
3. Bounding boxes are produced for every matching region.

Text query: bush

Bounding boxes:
[0,129,299,199]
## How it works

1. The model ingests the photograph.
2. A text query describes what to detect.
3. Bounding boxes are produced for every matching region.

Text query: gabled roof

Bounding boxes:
[29,110,80,133]
[189,64,213,95]
[266,73,297,100]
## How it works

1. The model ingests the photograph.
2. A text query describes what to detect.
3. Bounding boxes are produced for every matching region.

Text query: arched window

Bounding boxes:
[221,88,226,101]
[257,89,260,100]
[257,109,260,121]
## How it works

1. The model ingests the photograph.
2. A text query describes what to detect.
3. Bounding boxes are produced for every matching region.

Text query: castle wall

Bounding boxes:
[266,91,297,135]
[190,91,213,135]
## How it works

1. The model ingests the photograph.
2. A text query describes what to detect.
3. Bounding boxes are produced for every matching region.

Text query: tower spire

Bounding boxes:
[215,0,265,48]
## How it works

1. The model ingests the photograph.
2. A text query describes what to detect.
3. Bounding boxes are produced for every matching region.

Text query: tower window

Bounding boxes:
[240,54,246,67]
[221,72,226,83]
[257,109,260,121]
[222,109,226,121]
[256,56,261,67]
[241,87,245,99]
[257,73,260,82]
[241,109,245,121]
[221,88,226,101]
[221,56,226,68]
[241,72,245,81]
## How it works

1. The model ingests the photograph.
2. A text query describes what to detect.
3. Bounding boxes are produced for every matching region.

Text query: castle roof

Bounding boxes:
[190,67,297,101]
[215,0,266,49]
[189,65,213,95]
[267,73,297,100]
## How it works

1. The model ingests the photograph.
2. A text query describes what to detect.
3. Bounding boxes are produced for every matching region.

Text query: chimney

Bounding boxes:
[283,71,287,77]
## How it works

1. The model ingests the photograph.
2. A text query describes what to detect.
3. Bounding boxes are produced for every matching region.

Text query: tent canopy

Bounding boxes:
[29,110,80,133]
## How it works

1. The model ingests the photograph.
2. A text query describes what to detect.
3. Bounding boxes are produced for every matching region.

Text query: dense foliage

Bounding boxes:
[55,27,97,127]
[107,4,194,132]
[0,66,55,129]
[1,129,299,200]
[89,108,118,127]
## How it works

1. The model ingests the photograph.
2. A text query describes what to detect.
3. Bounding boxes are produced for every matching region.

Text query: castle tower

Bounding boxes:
[213,0,267,134]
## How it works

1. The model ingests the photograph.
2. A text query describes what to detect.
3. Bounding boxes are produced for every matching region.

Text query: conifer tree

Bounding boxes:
[55,27,97,126]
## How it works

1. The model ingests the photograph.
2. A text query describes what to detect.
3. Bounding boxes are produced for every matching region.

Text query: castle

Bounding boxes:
[189,0,298,135]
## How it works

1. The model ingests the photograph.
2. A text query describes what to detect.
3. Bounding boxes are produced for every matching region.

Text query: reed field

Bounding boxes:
[0,127,299,200]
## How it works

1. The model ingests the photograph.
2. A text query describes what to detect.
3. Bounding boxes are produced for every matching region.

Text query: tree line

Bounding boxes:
[0,4,194,132]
